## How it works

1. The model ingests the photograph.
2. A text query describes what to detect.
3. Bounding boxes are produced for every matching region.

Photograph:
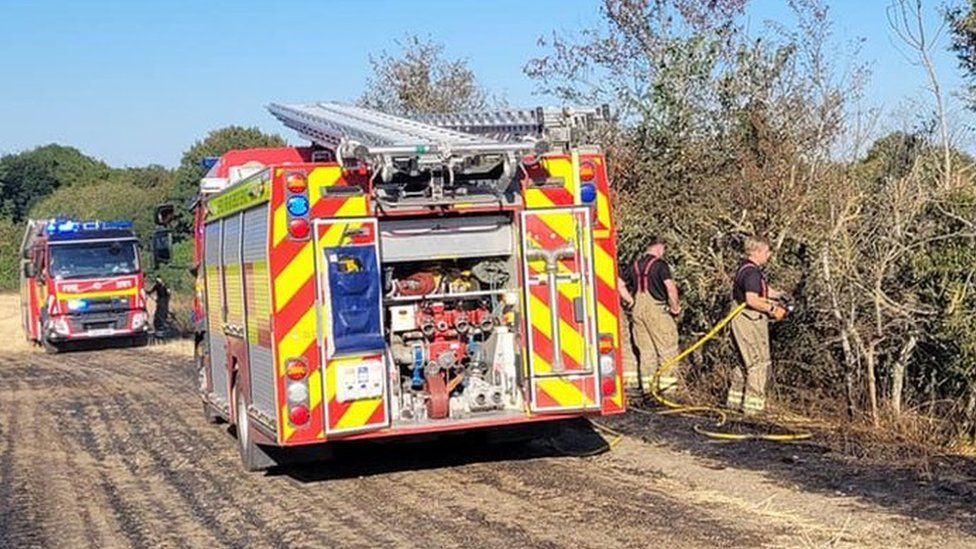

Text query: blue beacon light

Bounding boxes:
[287,195,310,216]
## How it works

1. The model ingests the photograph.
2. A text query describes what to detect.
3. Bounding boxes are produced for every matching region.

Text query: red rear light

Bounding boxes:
[286,172,308,193]
[579,161,596,182]
[285,359,309,381]
[289,404,310,426]
[288,218,310,239]
[601,376,616,396]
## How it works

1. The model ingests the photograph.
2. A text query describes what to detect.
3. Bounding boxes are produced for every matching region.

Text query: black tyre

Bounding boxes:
[234,385,274,472]
[131,334,150,347]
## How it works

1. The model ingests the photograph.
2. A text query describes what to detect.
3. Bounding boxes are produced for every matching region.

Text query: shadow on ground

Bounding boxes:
[268,418,609,483]
[604,399,976,536]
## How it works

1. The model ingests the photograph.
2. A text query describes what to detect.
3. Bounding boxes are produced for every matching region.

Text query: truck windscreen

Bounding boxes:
[49,241,139,279]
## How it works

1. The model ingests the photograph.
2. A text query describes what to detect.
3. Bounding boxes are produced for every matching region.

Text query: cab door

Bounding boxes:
[521,207,601,413]
[314,218,390,436]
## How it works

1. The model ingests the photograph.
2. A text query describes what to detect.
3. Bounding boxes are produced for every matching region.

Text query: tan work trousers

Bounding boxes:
[728,308,770,413]
[630,292,680,392]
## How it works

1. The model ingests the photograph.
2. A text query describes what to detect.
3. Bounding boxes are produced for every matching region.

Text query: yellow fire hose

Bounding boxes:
[639,302,813,442]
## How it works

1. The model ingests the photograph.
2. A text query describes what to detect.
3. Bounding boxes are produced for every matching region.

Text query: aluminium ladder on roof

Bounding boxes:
[414,106,610,145]
[267,102,528,156]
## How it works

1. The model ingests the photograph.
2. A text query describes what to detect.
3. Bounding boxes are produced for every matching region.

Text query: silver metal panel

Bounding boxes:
[248,344,275,417]
[209,333,229,402]
[204,222,221,264]
[379,215,513,262]
[222,214,242,265]
[242,205,269,262]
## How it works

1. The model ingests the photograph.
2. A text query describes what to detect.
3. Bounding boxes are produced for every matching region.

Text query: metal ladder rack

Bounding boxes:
[267,102,522,155]
[415,105,610,147]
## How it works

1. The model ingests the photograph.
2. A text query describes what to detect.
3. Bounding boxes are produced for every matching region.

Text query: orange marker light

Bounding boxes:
[285,359,309,380]
[579,161,597,182]
[286,172,308,193]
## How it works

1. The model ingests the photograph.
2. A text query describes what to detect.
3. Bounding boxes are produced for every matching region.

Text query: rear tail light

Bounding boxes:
[288,218,310,239]
[288,404,310,426]
[287,382,309,404]
[598,332,617,396]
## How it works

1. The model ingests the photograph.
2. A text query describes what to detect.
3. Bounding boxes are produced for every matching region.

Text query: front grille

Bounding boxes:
[68,311,129,332]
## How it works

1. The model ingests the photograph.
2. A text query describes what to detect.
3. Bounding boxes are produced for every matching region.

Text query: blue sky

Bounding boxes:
[0,0,968,167]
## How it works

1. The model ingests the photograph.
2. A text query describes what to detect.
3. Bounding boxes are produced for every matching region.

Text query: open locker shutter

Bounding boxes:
[314,218,390,436]
[521,207,601,413]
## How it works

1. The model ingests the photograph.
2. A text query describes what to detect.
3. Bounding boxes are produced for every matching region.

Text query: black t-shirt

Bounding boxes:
[623,254,672,302]
[733,260,766,303]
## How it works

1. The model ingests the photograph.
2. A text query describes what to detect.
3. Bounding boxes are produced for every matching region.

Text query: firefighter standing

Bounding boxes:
[147,276,171,334]
[619,237,682,393]
[727,236,787,414]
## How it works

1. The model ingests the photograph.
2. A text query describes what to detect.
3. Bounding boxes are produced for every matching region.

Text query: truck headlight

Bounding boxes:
[52,317,70,336]
[132,312,148,330]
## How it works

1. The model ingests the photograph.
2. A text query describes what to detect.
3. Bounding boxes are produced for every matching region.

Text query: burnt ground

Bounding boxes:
[1,295,976,547]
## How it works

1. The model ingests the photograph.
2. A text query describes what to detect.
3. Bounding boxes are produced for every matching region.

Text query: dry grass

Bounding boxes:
[0,292,36,353]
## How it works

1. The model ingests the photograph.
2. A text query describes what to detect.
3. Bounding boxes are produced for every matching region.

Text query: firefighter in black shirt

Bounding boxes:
[619,236,682,393]
[727,236,788,414]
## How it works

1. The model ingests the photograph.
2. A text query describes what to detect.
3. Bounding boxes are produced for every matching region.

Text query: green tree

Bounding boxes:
[948,0,976,110]
[0,217,21,290]
[0,144,112,221]
[358,34,491,116]
[169,126,286,237]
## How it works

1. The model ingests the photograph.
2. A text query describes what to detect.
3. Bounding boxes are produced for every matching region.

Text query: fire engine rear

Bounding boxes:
[21,219,149,352]
[154,103,625,471]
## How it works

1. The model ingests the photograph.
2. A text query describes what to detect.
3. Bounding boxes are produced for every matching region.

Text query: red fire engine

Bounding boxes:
[154,103,625,470]
[21,219,150,352]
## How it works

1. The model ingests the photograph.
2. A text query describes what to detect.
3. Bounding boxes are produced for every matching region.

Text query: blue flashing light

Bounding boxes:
[46,219,134,235]
[67,299,89,312]
[287,195,310,217]
[580,182,598,204]
[199,156,219,169]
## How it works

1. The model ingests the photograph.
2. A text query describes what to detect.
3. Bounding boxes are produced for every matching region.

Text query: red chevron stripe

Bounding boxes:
[273,277,316,340]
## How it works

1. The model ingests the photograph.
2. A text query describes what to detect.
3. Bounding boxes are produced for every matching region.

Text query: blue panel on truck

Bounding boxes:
[325,245,384,354]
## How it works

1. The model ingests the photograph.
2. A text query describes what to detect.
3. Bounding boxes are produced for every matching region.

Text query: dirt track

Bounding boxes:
[2,294,976,548]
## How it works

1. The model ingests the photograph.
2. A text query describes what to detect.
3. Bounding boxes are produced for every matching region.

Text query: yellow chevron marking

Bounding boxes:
[597,188,612,229]
[308,165,343,206]
[335,399,383,430]
[540,156,575,202]
[280,403,295,441]
[593,241,616,286]
[597,302,619,347]
[273,242,313,313]
[272,204,288,248]
[335,196,368,217]
[537,377,592,407]
[276,306,316,371]
[524,187,556,209]
[56,287,137,300]
[308,367,322,410]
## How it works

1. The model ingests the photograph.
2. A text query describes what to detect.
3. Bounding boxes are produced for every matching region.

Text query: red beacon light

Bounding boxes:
[289,404,311,426]
[288,218,310,239]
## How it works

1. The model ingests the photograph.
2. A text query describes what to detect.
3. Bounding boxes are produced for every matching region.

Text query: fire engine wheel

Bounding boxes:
[234,385,273,472]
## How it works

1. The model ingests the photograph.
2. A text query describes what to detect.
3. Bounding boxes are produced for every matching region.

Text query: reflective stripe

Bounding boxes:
[744,396,766,411]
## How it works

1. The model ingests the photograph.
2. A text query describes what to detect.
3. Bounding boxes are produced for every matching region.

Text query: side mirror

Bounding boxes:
[154,204,176,227]
[151,229,173,268]
[23,262,36,278]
